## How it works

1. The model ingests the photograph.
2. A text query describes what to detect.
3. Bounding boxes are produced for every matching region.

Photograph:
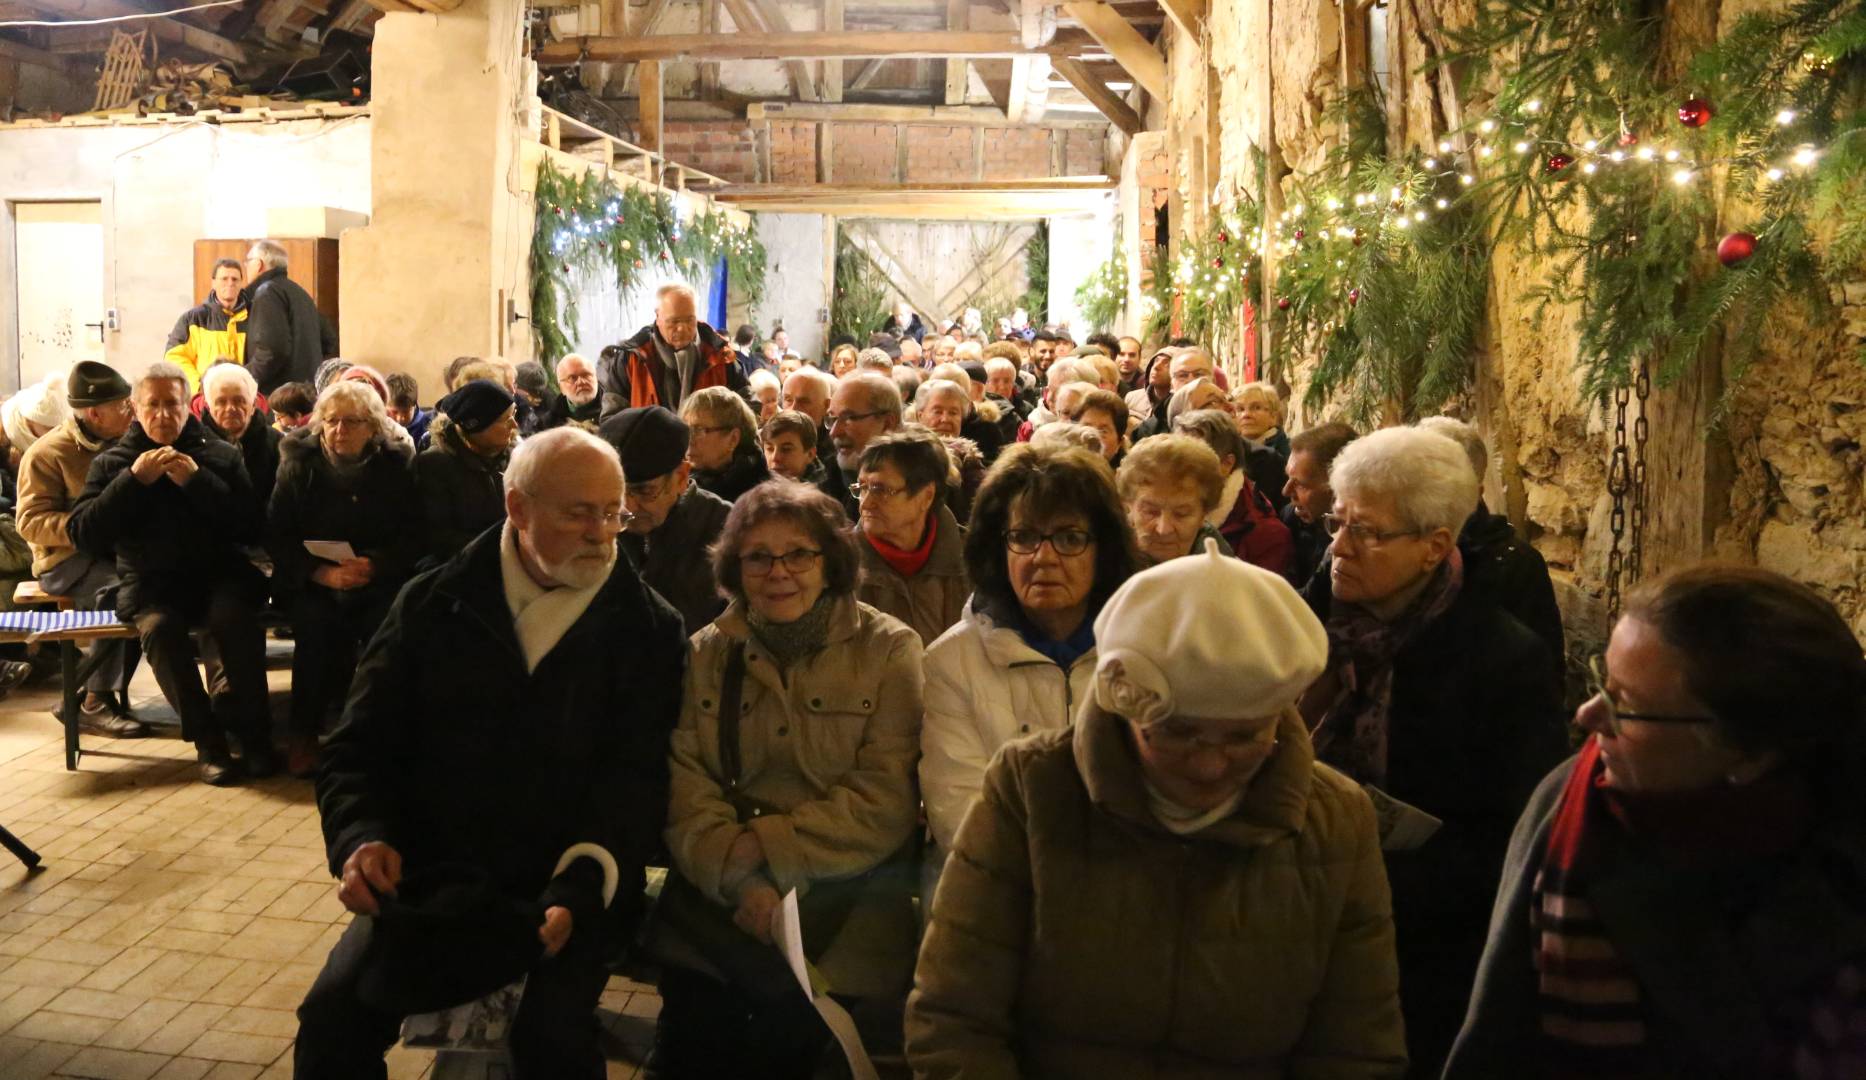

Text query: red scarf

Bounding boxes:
[866,516,937,578]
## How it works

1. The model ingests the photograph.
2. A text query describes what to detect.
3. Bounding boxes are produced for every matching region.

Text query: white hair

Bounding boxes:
[915,378,969,410]
[748,368,781,395]
[1329,426,1479,535]
[954,341,984,363]
[504,425,621,495]
[136,360,189,398]
[312,380,391,441]
[556,352,594,378]
[856,348,895,373]
[1417,415,1488,482]
[785,366,835,396]
[1046,358,1091,390]
[201,362,259,404]
[984,356,1017,379]
[247,239,289,271]
[1030,421,1105,456]
[655,282,697,306]
[840,371,903,422]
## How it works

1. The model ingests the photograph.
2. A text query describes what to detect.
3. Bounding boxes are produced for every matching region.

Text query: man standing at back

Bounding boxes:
[165,258,248,393]
[599,283,749,419]
[243,240,337,394]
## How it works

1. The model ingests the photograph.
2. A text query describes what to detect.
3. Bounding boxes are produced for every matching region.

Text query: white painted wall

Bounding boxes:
[754,212,828,362]
[0,116,370,393]
[1048,206,1117,337]
[562,260,717,361]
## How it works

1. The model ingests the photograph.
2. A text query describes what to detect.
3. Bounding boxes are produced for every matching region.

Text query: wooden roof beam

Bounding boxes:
[720,0,821,102]
[1052,55,1140,135]
[19,0,250,64]
[1057,1,1163,101]
[1156,0,1203,39]
[0,33,83,74]
[747,100,1107,127]
[535,30,1045,64]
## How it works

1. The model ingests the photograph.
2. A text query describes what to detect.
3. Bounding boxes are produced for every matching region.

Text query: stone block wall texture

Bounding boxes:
[1173,0,1866,641]
[904,125,975,182]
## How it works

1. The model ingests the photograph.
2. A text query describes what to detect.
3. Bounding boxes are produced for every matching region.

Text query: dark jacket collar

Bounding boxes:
[277,423,412,468]
[121,416,209,455]
[623,321,730,356]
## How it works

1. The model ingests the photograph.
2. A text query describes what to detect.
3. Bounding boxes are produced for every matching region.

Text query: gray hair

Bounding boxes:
[1329,426,1479,535]
[1030,421,1105,457]
[1045,358,1090,390]
[984,356,1017,379]
[247,239,289,271]
[786,366,836,396]
[840,371,903,423]
[556,352,594,380]
[504,425,621,495]
[915,378,969,412]
[856,347,895,373]
[748,368,781,395]
[655,282,696,306]
[201,362,259,404]
[682,385,760,455]
[136,360,189,398]
[954,340,984,363]
[312,380,391,442]
[1417,415,1488,482]
[1173,408,1246,470]
[314,358,355,394]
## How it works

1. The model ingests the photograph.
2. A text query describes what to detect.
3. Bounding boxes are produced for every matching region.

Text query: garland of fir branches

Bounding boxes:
[531,158,768,365]
[1075,250,1127,333]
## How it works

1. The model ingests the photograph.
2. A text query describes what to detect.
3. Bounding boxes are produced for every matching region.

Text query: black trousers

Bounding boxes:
[130,579,268,757]
[295,914,610,1080]
[287,585,393,738]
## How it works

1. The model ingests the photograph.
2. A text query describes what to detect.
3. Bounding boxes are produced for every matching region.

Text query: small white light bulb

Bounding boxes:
[1479,119,1496,134]
[1794,146,1819,167]
[1671,168,1694,186]
[1525,98,1542,113]
[1776,109,1798,125]
[1514,141,1531,154]
[1765,167,1786,182]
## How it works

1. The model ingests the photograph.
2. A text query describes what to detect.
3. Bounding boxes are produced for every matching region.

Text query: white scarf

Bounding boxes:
[1144,779,1246,837]
[1206,468,1246,529]
[500,524,608,673]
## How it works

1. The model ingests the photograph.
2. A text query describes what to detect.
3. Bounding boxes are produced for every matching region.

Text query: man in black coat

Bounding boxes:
[603,407,731,635]
[200,362,283,508]
[242,240,338,394]
[298,427,686,1079]
[67,361,271,785]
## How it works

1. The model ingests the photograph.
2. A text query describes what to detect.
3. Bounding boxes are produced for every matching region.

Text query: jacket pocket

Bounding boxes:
[798,685,879,780]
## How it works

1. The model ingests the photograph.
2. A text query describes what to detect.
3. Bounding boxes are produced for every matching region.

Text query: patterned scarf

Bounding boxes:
[746,592,835,672]
[1310,548,1462,785]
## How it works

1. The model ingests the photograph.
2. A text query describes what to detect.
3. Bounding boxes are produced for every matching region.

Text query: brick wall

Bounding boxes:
[980,127,1052,179]
[1062,128,1104,176]
[903,125,975,182]
[657,120,758,183]
[829,123,899,182]
[768,120,816,184]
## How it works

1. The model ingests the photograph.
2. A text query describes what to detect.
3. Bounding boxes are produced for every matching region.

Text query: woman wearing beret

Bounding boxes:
[907,541,1406,1078]
[1447,565,1866,1078]
[413,379,518,567]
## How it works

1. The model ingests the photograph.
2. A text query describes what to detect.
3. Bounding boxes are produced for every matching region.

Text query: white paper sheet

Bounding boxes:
[303,540,357,563]
[1364,784,1444,851]
[775,889,879,1080]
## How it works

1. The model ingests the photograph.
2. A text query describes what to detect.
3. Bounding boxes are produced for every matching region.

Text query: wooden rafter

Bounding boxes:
[1058,1,1164,100]
[620,0,673,94]
[535,30,1045,64]
[847,57,886,90]
[944,0,968,105]
[720,0,820,102]
[1053,56,1141,135]
[747,100,1106,128]
[1155,0,1202,39]
[0,34,83,74]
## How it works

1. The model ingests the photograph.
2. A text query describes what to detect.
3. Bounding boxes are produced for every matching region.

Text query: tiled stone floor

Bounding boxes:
[0,645,660,1079]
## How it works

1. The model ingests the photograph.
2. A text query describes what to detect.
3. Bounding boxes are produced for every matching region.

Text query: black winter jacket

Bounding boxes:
[243,267,337,394]
[414,424,508,567]
[315,528,688,933]
[691,450,769,505]
[202,412,283,511]
[1459,503,1566,688]
[67,417,262,618]
[620,481,732,636]
[267,427,419,607]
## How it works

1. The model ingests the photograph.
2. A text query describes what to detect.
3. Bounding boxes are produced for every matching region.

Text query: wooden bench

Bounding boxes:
[6,581,139,771]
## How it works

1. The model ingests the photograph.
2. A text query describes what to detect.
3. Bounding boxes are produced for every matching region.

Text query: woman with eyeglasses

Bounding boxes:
[919,442,1142,866]
[908,540,1407,1077]
[1447,564,1866,1077]
[853,426,971,645]
[1295,425,1565,1073]
[680,386,770,504]
[267,381,420,777]
[654,481,924,1076]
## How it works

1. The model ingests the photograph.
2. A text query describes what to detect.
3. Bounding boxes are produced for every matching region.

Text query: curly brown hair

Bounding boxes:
[710,481,859,602]
[964,442,1144,618]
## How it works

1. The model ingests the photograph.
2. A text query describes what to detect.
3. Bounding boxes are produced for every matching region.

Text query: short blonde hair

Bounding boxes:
[1084,353,1120,390]
[681,385,759,455]
[1232,381,1284,425]
[312,380,392,442]
[457,360,515,392]
[1115,434,1225,512]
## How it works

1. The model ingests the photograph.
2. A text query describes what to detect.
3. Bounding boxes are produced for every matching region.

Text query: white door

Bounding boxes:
[14,201,106,388]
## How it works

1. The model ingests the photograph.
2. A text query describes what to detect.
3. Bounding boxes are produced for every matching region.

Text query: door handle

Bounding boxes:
[84,322,104,342]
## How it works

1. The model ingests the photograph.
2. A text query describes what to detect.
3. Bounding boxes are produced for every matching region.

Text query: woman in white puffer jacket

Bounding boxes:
[920,442,1145,852]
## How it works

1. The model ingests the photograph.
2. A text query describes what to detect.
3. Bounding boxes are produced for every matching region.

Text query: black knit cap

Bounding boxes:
[599,406,689,482]
[960,360,988,386]
[66,361,131,408]
[437,379,515,434]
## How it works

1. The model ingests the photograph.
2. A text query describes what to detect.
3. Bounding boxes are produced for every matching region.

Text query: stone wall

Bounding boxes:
[1155,0,1866,645]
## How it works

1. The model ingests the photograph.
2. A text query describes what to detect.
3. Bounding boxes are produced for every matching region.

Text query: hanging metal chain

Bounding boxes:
[1625,359,1651,585]
[1604,379,1632,622]
[1604,358,1653,622]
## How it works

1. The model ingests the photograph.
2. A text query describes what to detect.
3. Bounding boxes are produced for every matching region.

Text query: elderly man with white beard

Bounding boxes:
[541,353,602,432]
[299,426,687,1080]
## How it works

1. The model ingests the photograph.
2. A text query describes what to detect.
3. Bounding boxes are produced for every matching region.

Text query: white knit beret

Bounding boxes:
[1092,538,1328,722]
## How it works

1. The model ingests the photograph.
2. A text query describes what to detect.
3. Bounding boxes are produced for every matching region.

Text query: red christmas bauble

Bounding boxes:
[1217,232,1229,244]
[559,262,570,273]
[1348,288,1361,306]
[1276,297,1291,311]
[1546,153,1575,175]
[1212,255,1226,268]
[552,206,563,216]
[1678,97,1714,129]
[633,259,645,269]
[1618,131,1640,148]
[1293,228,1306,241]
[1351,229,1364,247]
[1717,231,1757,267]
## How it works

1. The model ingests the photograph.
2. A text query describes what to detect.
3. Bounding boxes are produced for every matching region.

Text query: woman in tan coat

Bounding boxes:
[907,541,1407,1079]
[853,427,970,645]
[656,481,925,1078]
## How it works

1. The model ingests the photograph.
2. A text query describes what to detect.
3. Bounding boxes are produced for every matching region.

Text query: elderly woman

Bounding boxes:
[656,482,924,1077]
[1066,387,1128,469]
[828,343,860,380]
[682,386,770,503]
[1172,408,1291,576]
[201,363,284,507]
[267,381,419,776]
[1116,434,1235,565]
[1233,381,1291,513]
[1447,565,1866,1077]
[414,379,517,566]
[920,442,1142,855]
[925,365,1007,463]
[747,368,782,423]
[1124,346,1176,432]
[854,427,970,645]
[908,542,1406,1077]
[1296,425,1563,1072]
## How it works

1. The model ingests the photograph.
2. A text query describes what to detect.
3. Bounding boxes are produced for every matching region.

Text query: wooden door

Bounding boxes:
[193,238,339,330]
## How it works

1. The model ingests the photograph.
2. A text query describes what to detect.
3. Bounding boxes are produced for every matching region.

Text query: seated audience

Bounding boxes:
[1029,421,1108,458]
[313,358,354,395]
[761,410,823,485]
[782,366,843,503]
[1019,358,1091,437]
[384,372,432,449]
[268,382,419,778]
[1066,388,1128,469]
[514,361,555,433]
[201,363,282,508]
[982,352,1028,421]
[544,352,603,432]
[270,381,315,432]
[656,482,922,1077]
[1447,564,1866,1078]
[16,362,143,735]
[415,379,517,566]
[1419,415,1565,685]
[856,348,896,376]
[300,427,686,1080]
[1116,434,1235,564]
[604,407,733,636]
[906,541,1406,1078]
[3,369,70,473]
[682,387,770,504]
[748,368,782,424]
[1297,425,1565,1071]
[914,379,971,442]
[925,363,1006,463]
[828,373,905,520]
[854,428,969,645]
[1281,421,1358,592]
[920,442,1142,857]
[68,361,271,785]
[1172,408,1292,576]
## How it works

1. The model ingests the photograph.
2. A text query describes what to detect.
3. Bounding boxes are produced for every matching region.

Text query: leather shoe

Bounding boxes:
[199,759,237,786]
[243,750,280,780]
[53,700,151,739]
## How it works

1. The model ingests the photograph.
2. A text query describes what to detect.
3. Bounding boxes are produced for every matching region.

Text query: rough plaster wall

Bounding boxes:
[0,118,370,394]
[753,212,828,361]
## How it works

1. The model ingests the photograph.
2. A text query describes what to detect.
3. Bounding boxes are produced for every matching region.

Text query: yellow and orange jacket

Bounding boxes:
[164,294,248,392]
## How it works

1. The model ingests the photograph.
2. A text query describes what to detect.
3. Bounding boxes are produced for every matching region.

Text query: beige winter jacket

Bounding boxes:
[16,415,111,576]
[856,504,970,646]
[906,706,1407,1080]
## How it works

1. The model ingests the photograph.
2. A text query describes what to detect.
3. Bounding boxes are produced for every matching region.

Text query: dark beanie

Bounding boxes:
[437,379,515,434]
[960,360,988,386]
[599,406,688,482]
[67,361,131,408]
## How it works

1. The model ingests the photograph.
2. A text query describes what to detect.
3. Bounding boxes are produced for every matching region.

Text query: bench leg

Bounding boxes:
[61,640,80,771]
[0,824,40,870]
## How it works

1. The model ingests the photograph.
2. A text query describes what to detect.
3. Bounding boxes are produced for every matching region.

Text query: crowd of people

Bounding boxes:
[1,264,1862,1079]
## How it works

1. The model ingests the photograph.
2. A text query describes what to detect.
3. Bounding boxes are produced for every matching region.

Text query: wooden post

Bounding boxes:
[637,60,664,154]
[1059,2,1168,102]
[824,0,845,102]
[1259,0,1282,377]
[817,122,834,183]
[945,0,969,105]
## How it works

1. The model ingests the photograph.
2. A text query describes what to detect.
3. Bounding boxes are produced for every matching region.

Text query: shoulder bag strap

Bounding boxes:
[718,641,748,797]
